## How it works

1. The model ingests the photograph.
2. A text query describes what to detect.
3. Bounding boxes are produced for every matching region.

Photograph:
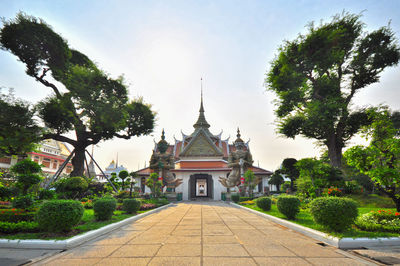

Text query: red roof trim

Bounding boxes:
[28,152,72,165]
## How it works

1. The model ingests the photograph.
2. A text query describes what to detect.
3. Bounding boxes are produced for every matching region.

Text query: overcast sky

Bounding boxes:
[1,0,399,172]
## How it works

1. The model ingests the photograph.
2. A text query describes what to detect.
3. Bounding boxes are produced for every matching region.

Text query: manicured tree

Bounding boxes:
[0,13,155,176]
[345,108,400,211]
[11,159,42,194]
[244,170,256,198]
[145,173,162,198]
[265,12,400,168]
[280,158,299,191]
[118,170,129,191]
[129,172,137,197]
[0,90,40,156]
[269,170,284,192]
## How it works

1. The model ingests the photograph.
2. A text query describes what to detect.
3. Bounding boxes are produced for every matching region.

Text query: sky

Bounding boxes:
[1,0,400,172]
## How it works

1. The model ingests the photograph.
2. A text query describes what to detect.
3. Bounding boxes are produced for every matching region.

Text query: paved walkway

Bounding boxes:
[36,202,375,265]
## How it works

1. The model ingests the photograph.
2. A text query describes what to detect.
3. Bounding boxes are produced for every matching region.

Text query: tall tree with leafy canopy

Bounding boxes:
[0,89,41,156]
[0,13,155,176]
[265,12,400,168]
[344,107,400,211]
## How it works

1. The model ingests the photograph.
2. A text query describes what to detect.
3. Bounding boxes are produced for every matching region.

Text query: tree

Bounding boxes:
[11,159,42,194]
[118,170,129,191]
[269,170,284,192]
[0,13,155,176]
[344,108,400,211]
[265,12,400,168]
[145,173,162,198]
[0,89,40,156]
[280,158,299,191]
[244,170,256,198]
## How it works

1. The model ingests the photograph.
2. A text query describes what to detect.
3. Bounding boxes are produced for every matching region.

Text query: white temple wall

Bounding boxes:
[173,171,229,200]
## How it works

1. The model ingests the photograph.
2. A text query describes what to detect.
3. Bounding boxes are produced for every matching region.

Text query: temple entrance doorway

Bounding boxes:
[189,174,213,200]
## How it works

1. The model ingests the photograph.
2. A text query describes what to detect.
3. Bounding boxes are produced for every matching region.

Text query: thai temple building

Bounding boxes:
[135,95,272,200]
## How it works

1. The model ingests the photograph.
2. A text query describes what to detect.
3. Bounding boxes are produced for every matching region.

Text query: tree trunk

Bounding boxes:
[327,135,343,168]
[394,197,400,212]
[70,146,86,177]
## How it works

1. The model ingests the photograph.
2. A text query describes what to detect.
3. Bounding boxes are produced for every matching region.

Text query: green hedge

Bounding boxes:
[239,197,253,202]
[256,197,271,211]
[94,197,117,221]
[0,221,39,233]
[0,209,35,222]
[123,199,141,214]
[310,197,358,232]
[277,195,300,220]
[36,200,84,232]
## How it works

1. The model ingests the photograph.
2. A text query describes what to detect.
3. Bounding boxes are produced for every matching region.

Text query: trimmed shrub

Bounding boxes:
[0,209,35,222]
[0,221,39,233]
[64,176,88,196]
[310,197,358,232]
[231,194,240,203]
[122,198,141,214]
[93,198,117,220]
[256,197,271,211]
[12,195,34,209]
[36,200,84,232]
[277,195,300,220]
[38,189,56,200]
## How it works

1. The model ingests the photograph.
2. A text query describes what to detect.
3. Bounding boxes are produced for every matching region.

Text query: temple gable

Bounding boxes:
[180,130,223,157]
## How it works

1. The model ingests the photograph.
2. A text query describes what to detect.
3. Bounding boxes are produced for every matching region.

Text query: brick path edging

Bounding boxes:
[0,203,173,250]
[230,202,400,249]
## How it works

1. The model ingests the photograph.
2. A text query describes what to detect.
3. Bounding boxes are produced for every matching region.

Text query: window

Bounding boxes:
[42,158,51,168]
[53,161,58,169]
[33,156,39,163]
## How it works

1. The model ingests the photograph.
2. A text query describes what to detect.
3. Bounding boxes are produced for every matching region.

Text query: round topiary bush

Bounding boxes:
[310,197,358,232]
[93,197,117,220]
[122,198,141,214]
[64,176,88,194]
[36,200,84,232]
[231,194,240,203]
[277,195,300,220]
[256,197,272,211]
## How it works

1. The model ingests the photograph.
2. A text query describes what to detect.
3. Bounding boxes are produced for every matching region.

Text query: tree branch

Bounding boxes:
[114,133,132,140]
[41,133,77,146]
[34,69,62,98]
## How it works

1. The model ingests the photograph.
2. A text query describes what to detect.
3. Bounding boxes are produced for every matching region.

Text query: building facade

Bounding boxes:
[136,97,272,200]
[0,139,72,176]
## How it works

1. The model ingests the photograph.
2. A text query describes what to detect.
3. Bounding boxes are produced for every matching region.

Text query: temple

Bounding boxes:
[135,94,272,200]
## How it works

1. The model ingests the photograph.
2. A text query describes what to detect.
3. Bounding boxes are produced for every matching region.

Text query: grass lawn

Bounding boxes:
[0,208,151,240]
[241,199,399,239]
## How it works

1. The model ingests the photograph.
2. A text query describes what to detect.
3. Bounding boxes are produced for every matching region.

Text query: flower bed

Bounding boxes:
[239,201,399,238]
[356,210,400,233]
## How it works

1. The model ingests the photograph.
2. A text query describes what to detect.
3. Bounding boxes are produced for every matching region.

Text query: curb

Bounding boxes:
[0,203,173,250]
[230,202,400,249]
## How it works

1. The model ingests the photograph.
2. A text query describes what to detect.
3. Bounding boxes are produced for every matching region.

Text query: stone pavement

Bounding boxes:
[34,202,375,266]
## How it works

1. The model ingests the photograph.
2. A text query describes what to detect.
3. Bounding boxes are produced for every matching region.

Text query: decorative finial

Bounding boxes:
[200,77,204,112]
[237,127,241,138]
[193,78,210,129]
[161,128,165,140]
